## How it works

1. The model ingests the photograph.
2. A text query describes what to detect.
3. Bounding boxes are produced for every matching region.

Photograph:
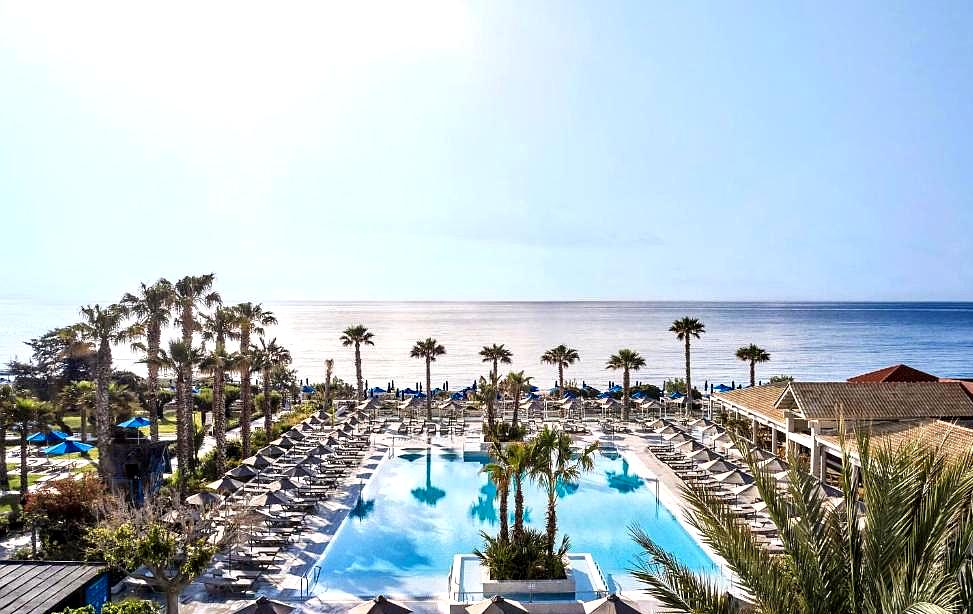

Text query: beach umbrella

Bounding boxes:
[282,465,317,479]
[583,593,644,614]
[162,508,200,523]
[285,429,307,440]
[713,469,753,485]
[273,437,297,450]
[226,465,259,480]
[207,477,244,494]
[698,459,736,474]
[186,491,223,507]
[643,419,665,430]
[27,431,70,444]
[730,482,762,503]
[247,491,295,507]
[231,595,295,614]
[43,440,94,455]
[662,432,692,445]
[259,445,287,458]
[687,448,721,462]
[673,440,704,454]
[266,478,302,492]
[712,384,733,393]
[746,447,774,462]
[348,595,413,614]
[116,416,152,429]
[241,454,275,469]
[758,458,788,473]
[465,596,528,614]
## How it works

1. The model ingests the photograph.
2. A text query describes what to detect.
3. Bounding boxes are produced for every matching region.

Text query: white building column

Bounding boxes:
[770,428,779,455]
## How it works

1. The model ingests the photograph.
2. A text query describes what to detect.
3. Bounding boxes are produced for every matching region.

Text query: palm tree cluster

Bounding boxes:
[632,433,973,613]
[476,428,597,580]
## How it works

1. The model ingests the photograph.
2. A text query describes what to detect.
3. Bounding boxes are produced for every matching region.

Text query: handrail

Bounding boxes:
[299,564,322,599]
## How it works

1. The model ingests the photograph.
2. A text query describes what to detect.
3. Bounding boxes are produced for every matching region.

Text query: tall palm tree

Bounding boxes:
[541,345,580,416]
[56,380,94,442]
[483,441,513,543]
[503,371,533,429]
[410,338,446,421]
[669,317,705,410]
[0,385,14,491]
[252,337,292,436]
[173,275,220,471]
[606,349,646,421]
[474,375,500,436]
[323,359,334,416]
[75,303,139,479]
[152,341,204,497]
[505,441,537,542]
[200,306,241,475]
[12,396,52,504]
[123,279,175,442]
[479,344,513,381]
[735,344,771,387]
[632,434,973,614]
[532,426,597,556]
[232,302,276,458]
[340,325,374,401]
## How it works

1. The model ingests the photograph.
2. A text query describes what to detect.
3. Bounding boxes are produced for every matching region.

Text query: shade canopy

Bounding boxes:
[698,459,736,474]
[247,491,295,507]
[27,431,69,444]
[207,477,244,494]
[465,596,528,614]
[226,465,259,479]
[584,593,644,614]
[713,469,753,485]
[348,595,413,614]
[43,440,94,455]
[186,491,223,507]
[116,416,151,429]
[231,596,296,614]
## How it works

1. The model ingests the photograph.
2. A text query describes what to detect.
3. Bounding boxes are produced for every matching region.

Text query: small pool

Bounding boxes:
[313,447,717,598]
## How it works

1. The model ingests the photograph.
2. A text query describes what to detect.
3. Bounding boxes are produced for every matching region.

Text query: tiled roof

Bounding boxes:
[780,382,973,420]
[820,419,973,460]
[713,384,788,424]
[847,364,939,383]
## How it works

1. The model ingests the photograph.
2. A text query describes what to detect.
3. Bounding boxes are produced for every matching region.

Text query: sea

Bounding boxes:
[1,300,971,388]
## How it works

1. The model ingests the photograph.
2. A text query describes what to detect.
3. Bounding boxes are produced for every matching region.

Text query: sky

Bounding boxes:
[1,1,971,303]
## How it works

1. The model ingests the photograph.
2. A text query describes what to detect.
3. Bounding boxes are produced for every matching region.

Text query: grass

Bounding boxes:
[60,409,202,437]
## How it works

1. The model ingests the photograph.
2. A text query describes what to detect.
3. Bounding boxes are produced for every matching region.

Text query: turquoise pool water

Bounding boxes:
[313,447,717,598]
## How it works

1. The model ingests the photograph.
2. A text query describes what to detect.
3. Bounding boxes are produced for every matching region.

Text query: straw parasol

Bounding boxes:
[583,593,644,614]
[230,595,296,614]
[208,477,244,494]
[465,596,528,614]
[185,491,223,507]
[348,595,413,614]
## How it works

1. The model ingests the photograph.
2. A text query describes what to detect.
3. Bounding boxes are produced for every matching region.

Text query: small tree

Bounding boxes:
[87,497,237,613]
[24,475,110,560]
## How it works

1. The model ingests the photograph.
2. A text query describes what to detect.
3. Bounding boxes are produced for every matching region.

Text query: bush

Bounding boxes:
[55,599,159,614]
[485,421,528,442]
[24,475,112,560]
[474,528,569,580]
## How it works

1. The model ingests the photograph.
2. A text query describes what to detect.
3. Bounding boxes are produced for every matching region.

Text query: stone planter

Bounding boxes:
[481,560,576,598]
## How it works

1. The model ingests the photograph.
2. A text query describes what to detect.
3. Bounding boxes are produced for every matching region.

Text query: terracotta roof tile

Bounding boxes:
[847,364,939,383]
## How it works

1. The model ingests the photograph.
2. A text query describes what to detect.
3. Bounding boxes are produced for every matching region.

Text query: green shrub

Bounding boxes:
[474,528,569,580]
[104,599,160,614]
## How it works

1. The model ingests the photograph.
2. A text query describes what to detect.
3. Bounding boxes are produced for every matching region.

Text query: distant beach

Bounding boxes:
[2,300,971,385]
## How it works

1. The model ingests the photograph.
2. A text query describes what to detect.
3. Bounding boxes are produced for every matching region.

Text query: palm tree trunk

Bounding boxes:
[263,368,272,435]
[0,423,8,491]
[546,480,557,556]
[80,402,88,443]
[511,392,519,429]
[323,360,333,418]
[148,322,161,442]
[623,367,630,421]
[486,396,496,434]
[96,340,112,480]
[492,359,498,383]
[558,365,565,417]
[425,358,432,422]
[513,473,524,540]
[180,307,195,472]
[498,480,509,543]
[239,327,252,458]
[175,371,187,498]
[213,360,226,475]
[684,337,692,414]
[750,361,756,387]
[19,424,28,504]
[355,343,363,401]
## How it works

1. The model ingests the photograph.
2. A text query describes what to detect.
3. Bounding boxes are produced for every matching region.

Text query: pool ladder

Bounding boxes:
[300,565,322,599]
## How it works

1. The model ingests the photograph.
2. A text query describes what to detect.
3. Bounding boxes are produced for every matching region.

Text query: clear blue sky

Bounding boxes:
[1,2,971,302]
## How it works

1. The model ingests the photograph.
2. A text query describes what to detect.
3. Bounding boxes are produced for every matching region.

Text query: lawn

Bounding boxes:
[61,410,202,436]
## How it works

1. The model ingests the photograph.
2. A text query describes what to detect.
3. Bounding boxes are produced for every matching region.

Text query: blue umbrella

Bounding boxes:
[712,384,733,393]
[669,391,685,400]
[608,384,624,393]
[450,392,464,400]
[27,431,69,444]
[368,387,387,394]
[631,391,646,399]
[529,385,539,392]
[401,388,418,395]
[302,385,315,394]
[563,391,577,399]
[596,391,612,399]
[116,416,151,429]
[44,440,95,455]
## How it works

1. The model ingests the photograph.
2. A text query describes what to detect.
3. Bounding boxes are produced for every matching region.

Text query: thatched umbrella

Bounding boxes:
[348,595,413,614]
[465,595,528,614]
[583,593,644,614]
[230,595,295,614]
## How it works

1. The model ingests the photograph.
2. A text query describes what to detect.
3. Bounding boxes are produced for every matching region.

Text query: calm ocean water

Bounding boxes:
[1,301,971,387]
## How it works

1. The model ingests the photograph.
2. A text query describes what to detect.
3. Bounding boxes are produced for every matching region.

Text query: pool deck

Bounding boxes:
[179,421,726,613]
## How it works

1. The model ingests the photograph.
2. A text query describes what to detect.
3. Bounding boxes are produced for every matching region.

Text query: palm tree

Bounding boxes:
[173,275,220,472]
[252,337,292,436]
[474,375,500,436]
[503,371,533,429]
[735,344,771,387]
[11,396,52,504]
[0,385,14,490]
[483,441,512,543]
[75,303,139,479]
[479,344,513,381]
[56,380,95,442]
[123,279,175,442]
[232,302,276,458]
[505,441,537,541]
[532,426,597,556]
[410,338,446,421]
[541,345,580,416]
[606,349,646,421]
[323,359,334,418]
[200,306,241,475]
[152,341,204,497]
[631,434,973,614]
[669,317,705,410]
[340,325,374,401]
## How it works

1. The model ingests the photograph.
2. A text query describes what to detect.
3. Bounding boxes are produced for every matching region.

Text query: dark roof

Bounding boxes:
[778,382,973,420]
[847,364,939,383]
[0,561,107,614]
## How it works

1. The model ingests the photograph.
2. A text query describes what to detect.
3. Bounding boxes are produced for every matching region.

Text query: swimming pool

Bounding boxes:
[312,447,718,599]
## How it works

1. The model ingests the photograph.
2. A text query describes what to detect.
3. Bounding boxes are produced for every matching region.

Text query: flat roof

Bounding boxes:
[0,561,107,614]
